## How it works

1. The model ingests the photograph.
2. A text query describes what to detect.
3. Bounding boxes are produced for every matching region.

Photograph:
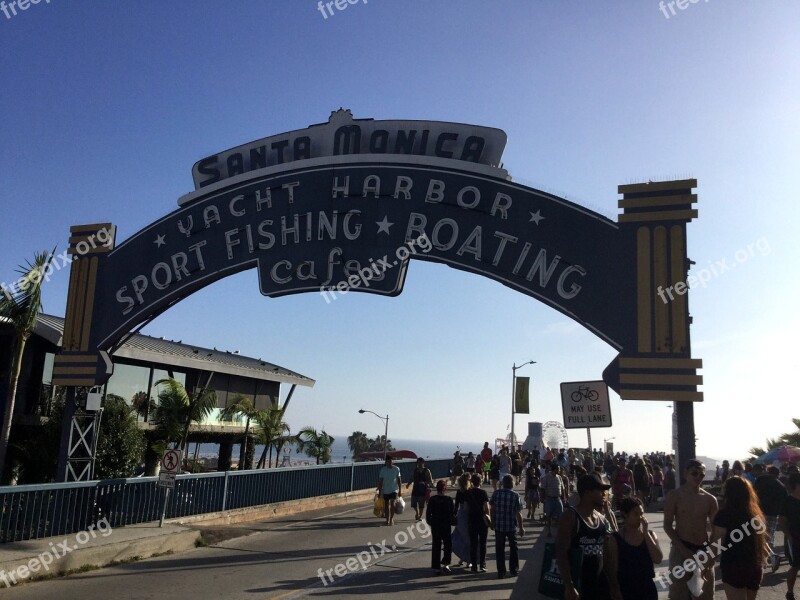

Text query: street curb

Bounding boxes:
[0,526,200,588]
[167,488,376,527]
[510,520,549,599]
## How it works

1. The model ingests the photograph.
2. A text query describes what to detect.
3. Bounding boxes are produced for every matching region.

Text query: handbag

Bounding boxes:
[424,487,431,503]
[373,494,384,518]
[537,542,583,598]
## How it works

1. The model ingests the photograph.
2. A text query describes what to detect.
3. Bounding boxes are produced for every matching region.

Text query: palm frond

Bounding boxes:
[220,394,261,422]
[154,378,189,404]
[188,387,217,423]
[0,249,54,333]
[151,378,217,451]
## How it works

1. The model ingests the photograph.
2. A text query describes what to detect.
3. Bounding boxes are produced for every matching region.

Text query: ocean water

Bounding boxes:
[326,437,486,462]
[194,437,486,462]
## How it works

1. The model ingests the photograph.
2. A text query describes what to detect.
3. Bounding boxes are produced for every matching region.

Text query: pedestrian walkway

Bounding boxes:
[1,484,796,599]
[0,522,200,587]
[520,507,793,599]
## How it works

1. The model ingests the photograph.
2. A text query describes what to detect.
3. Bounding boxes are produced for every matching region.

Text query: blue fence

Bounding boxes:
[0,458,450,543]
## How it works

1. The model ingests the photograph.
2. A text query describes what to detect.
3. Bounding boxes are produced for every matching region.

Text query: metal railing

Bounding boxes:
[0,458,450,543]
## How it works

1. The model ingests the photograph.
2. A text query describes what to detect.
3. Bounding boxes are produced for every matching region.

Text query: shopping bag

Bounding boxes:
[687,564,704,598]
[395,496,406,514]
[373,494,384,518]
[537,542,582,598]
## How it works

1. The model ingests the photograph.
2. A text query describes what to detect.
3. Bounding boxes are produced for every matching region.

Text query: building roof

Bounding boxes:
[27,314,315,387]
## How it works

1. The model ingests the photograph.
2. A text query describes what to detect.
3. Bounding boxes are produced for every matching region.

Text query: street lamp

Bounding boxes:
[511,360,536,448]
[358,409,389,460]
[603,436,615,453]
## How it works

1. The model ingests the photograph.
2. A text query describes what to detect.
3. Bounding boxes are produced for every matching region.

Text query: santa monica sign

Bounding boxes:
[53,109,703,406]
[191,110,507,189]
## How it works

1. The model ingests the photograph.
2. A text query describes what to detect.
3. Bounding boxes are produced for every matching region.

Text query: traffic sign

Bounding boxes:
[560,380,612,429]
[158,472,176,489]
[161,449,182,474]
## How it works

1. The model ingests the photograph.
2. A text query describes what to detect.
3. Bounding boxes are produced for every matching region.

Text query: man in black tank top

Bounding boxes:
[556,475,623,600]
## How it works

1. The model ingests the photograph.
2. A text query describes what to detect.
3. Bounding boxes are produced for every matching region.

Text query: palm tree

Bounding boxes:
[220,394,263,470]
[0,250,55,479]
[151,378,217,454]
[150,387,187,452]
[749,419,800,457]
[368,434,395,453]
[131,390,155,421]
[347,431,369,458]
[297,427,335,465]
[272,429,297,467]
[783,418,800,447]
[255,406,291,468]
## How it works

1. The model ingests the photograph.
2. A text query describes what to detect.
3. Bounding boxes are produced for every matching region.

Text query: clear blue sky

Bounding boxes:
[1,1,798,460]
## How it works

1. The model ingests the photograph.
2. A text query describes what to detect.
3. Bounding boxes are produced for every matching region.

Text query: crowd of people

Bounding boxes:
[377,452,526,579]
[536,447,800,600]
[375,446,800,600]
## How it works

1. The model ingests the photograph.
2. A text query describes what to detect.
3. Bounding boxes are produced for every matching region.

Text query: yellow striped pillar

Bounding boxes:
[614,179,703,402]
[52,223,116,387]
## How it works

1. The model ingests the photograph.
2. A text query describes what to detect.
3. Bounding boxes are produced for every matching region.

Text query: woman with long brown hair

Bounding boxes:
[712,476,771,599]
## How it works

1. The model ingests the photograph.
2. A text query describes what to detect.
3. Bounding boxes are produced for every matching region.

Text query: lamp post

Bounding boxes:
[603,436,615,454]
[511,360,536,448]
[358,409,389,460]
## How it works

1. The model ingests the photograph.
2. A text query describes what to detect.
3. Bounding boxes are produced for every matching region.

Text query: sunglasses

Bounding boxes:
[688,471,705,477]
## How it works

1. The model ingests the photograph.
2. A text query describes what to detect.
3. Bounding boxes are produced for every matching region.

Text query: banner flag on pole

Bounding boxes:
[515,376,530,414]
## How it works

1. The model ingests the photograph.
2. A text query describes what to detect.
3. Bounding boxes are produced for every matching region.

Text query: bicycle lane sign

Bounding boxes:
[560,381,612,429]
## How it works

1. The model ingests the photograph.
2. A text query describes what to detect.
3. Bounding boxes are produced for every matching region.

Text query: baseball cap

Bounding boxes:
[577,474,611,495]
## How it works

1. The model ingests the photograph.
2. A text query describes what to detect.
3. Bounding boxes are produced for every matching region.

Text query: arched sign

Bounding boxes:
[53,110,702,406]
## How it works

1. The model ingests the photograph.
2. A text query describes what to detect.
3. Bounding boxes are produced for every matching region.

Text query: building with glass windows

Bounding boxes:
[0,314,315,473]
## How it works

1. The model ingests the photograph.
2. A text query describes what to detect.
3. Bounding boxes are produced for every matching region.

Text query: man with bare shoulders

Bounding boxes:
[662,459,718,599]
[555,475,623,600]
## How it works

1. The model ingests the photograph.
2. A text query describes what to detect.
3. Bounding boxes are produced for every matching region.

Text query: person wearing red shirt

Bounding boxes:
[480,442,493,484]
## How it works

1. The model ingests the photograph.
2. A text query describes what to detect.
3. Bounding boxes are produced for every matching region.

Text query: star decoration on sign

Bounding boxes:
[529,210,545,225]
[376,216,394,235]
[154,234,166,247]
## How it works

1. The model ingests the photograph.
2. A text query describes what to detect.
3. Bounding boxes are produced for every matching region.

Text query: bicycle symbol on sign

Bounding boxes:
[571,386,599,402]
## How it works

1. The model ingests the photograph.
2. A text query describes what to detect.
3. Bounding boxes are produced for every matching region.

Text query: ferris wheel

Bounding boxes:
[542,421,569,450]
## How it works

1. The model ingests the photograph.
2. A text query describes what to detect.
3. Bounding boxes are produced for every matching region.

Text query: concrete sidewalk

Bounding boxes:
[1,490,796,599]
[0,487,376,588]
